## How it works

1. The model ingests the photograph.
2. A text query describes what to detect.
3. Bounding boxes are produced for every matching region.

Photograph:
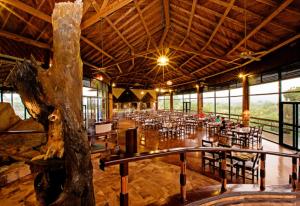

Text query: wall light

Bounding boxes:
[166,80,172,85]
[112,82,116,87]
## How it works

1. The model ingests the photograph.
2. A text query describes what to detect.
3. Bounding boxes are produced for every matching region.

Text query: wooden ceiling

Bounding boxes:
[0,0,300,88]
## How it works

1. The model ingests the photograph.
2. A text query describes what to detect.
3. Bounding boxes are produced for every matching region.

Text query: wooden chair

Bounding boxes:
[218,143,237,181]
[201,140,219,174]
[235,146,263,183]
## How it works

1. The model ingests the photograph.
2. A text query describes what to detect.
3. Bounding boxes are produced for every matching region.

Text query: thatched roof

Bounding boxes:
[0,0,300,88]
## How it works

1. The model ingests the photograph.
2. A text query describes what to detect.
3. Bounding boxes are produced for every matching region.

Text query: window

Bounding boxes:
[281,77,300,102]
[216,90,229,115]
[203,97,215,113]
[230,88,242,115]
[173,95,183,111]
[158,95,170,110]
[13,93,25,119]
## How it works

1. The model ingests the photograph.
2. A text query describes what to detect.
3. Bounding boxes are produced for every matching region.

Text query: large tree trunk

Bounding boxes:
[5,1,95,205]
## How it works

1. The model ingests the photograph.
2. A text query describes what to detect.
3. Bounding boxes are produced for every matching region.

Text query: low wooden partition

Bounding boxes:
[100,147,300,206]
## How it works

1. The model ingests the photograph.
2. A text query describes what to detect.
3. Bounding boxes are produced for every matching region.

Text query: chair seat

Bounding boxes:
[236,161,258,170]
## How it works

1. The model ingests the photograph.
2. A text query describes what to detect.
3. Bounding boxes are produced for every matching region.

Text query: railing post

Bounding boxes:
[180,152,186,203]
[292,157,297,190]
[120,162,129,206]
[260,153,266,191]
[220,151,227,192]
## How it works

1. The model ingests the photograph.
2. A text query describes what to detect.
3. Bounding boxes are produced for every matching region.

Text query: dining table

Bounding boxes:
[231,127,251,147]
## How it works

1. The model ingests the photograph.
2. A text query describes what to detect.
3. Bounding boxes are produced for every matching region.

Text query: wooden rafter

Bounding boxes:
[81,0,133,29]
[255,0,300,16]
[159,0,170,48]
[179,0,197,47]
[190,0,294,75]
[90,0,134,52]
[0,0,114,60]
[0,29,109,79]
[116,64,123,73]
[133,0,158,50]
[0,29,50,49]
[173,33,300,87]
[20,0,46,35]
[210,0,296,33]
[201,0,235,52]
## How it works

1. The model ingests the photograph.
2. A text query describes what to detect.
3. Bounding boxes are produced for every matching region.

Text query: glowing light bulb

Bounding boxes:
[157,55,169,66]
[166,80,172,85]
[112,82,116,87]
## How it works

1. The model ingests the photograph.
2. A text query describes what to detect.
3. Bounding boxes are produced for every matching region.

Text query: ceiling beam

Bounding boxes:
[170,46,241,66]
[81,0,133,30]
[133,0,158,50]
[210,0,295,33]
[179,0,197,47]
[0,29,110,79]
[90,0,134,52]
[159,0,170,48]
[116,64,123,73]
[255,0,300,16]
[20,0,46,35]
[0,0,115,60]
[201,0,235,52]
[173,33,300,87]
[190,0,294,75]
[0,29,50,49]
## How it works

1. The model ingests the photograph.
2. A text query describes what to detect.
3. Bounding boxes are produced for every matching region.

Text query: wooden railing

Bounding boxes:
[100,147,300,206]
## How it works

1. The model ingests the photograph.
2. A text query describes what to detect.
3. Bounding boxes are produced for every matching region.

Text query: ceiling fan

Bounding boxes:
[232,0,266,61]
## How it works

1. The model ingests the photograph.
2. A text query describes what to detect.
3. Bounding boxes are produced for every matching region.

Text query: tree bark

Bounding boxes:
[5,1,95,205]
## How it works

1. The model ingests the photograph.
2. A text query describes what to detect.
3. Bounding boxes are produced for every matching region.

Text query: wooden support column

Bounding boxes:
[292,157,297,190]
[155,92,158,111]
[197,86,203,114]
[180,152,187,203]
[260,153,266,191]
[108,85,113,120]
[170,91,173,112]
[220,151,227,192]
[120,162,129,206]
[298,158,300,184]
[242,76,250,126]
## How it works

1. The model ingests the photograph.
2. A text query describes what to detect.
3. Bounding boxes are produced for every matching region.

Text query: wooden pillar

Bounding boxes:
[260,153,266,191]
[170,91,173,112]
[120,163,129,206]
[242,76,250,126]
[292,157,297,190]
[108,86,113,120]
[197,86,203,114]
[220,151,227,192]
[298,158,300,184]
[155,92,158,111]
[180,152,186,203]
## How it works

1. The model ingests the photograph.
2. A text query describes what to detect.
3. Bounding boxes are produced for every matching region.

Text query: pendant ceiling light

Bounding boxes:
[157,55,169,66]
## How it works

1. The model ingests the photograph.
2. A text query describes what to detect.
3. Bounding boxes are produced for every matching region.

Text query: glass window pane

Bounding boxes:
[216,97,229,114]
[191,93,197,99]
[282,77,300,92]
[174,95,183,100]
[203,98,215,113]
[164,99,170,110]
[203,91,214,98]
[191,99,197,111]
[158,99,164,110]
[184,94,190,99]
[158,96,164,100]
[3,92,11,104]
[174,99,183,110]
[216,90,229,97]
[250,94,278,120]
[230,96,242,115]
[250,82,278,95]
[164,95,170,100]
[230,88,242,96]
[13,93,25,119]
